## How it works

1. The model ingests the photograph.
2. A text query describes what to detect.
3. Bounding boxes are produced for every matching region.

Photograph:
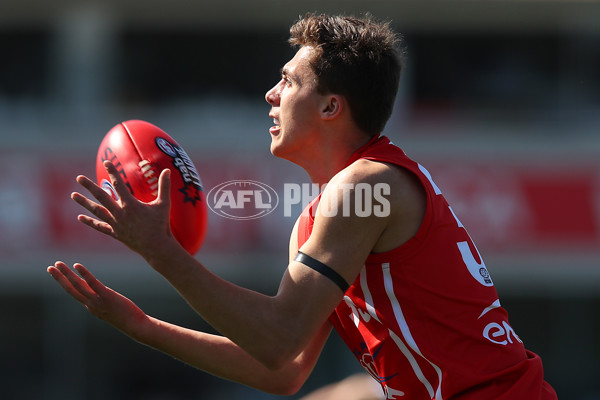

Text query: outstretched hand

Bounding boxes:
[47,262,148,337]
[72,160,175,258]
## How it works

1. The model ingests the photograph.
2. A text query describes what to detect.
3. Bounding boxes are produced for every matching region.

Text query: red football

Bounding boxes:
[96,120,207,254]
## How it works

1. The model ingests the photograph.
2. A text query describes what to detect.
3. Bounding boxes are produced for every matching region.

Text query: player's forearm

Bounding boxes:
[141,242,310,369]
[134,316,307,395]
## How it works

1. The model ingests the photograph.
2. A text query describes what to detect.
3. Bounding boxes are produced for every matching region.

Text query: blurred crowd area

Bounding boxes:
[0,1,599,399]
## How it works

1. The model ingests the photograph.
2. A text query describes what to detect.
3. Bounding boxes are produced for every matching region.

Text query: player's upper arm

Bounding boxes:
[296,160,394,288]
[270,160,423,367]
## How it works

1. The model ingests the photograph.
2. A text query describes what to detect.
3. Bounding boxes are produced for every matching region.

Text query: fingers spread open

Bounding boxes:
[76,214,116,237]
[47,262,96,305]
[72,191,116,223]
[77,174,122,210]
[104,161,134,204]
[74,263,108,295]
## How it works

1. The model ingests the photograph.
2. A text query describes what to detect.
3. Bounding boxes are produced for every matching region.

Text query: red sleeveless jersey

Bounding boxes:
[297,135,557,399]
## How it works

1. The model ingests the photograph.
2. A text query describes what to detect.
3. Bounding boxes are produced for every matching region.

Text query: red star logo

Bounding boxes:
[179,185,202,206]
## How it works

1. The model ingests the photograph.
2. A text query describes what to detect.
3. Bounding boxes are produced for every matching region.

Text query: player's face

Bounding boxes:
[265,46,325,161]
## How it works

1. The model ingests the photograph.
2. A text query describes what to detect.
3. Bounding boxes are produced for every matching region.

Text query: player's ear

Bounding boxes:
[320,94,343,120]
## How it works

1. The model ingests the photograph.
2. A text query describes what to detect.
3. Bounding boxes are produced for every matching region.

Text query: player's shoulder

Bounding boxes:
[328,157,427,221]
[331,158,418,190]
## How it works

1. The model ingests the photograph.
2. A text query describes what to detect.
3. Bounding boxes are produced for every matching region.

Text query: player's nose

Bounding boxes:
[265,81,281,106]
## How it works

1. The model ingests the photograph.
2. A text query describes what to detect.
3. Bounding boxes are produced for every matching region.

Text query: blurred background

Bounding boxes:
[1,0,599,399]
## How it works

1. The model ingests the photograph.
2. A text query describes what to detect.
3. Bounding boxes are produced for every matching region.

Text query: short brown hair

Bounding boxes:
[289,13,404,136]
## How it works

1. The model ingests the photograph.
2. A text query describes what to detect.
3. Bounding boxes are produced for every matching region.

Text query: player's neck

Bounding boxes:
[301,132,372,186]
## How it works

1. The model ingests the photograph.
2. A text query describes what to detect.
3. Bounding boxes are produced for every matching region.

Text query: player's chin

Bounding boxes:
[269,129,282,152]
[270,139,288,159]
[269,140,281,157]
